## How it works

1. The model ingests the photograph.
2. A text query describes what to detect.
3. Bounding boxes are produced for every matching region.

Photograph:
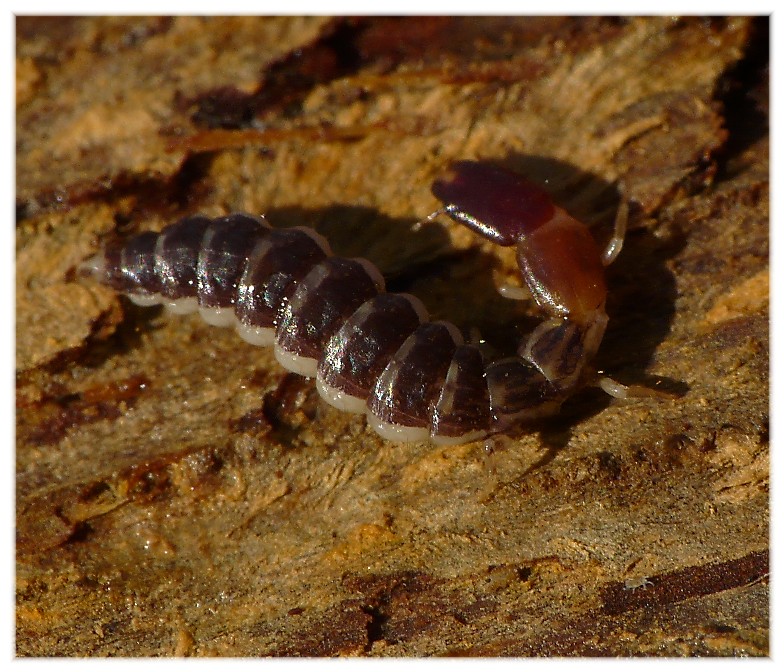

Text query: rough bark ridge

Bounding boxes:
[16,17,768,656]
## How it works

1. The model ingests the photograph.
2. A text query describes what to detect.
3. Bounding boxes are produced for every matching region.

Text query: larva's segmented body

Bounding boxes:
[82,161,629,444]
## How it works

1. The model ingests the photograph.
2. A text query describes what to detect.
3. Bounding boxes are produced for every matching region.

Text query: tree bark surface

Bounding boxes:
[16,16,768,656]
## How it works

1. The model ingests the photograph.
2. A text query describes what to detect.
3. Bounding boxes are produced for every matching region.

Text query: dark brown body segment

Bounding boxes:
[523,318,589,387]
[196,214,268,309]
[276,257,383,361]
[103,231,161,295]
[235,227,329,329]
[154,215,213,300]
[485,358,561,425]
[432,344,492,439]
[318,293,425,401]
[368,322,460,430]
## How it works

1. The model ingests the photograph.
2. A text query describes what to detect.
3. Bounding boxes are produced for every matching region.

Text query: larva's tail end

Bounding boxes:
[77,252,106,279]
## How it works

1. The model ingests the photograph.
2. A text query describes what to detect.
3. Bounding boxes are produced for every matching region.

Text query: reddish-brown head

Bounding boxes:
[432,161,607,323]
[431,161,555,246]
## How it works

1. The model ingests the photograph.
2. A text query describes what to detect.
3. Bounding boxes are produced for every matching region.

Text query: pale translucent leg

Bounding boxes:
[596,374,676,400]
[496,283,530,301]
[595,201,677,400]
[601,200,628,266]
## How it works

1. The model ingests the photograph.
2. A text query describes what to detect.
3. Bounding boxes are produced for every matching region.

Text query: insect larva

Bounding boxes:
[81,160,633,444]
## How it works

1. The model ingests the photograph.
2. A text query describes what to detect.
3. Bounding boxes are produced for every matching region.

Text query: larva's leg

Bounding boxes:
[595,375,677,400]
[496,283,530,301]
[601,200,628,266]
[520,314,608,390]
[419,206,532,302]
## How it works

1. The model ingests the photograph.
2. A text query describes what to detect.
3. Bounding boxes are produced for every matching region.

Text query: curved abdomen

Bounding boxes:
[83,213,562,443]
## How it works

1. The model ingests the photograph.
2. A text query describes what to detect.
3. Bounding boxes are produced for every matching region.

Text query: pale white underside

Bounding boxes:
[315,376,367,414]
[165,297,199,314]
[366,411,430,443]
[235,322,276,347]
[496,283,530,301]
[273,343,318,378]
[199,305,237,328]
[431,428,487,446]
[127,292,163,307]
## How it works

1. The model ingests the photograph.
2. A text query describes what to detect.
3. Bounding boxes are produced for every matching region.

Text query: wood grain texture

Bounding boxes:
[16,16,768,656]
